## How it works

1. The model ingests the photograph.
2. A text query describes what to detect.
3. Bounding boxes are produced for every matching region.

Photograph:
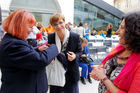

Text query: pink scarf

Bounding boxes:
[102,44,140,92]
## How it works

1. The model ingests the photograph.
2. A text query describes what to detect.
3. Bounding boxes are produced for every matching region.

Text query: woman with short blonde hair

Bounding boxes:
[47,13,82,93]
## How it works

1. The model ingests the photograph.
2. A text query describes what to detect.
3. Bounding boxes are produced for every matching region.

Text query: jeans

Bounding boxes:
[78,62,93,78]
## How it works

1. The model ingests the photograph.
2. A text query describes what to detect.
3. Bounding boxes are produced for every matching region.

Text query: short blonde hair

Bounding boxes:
[49,13,65,25]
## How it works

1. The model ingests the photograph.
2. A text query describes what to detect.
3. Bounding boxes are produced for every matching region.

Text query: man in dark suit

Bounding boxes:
[48,13,82,93]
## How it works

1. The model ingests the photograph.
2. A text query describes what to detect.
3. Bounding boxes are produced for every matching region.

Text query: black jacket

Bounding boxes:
[48,32,82,83]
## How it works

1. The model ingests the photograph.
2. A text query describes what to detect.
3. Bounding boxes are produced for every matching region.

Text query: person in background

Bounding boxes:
[99,30,105,38]
[89,25,93,35]
[76,22,84,38]
[36,22,44,45]
[106,23,113,38]
[71,23,77,33]
[84,23,90,41]
[65,23,69,30]
[46,23,55,35]
[78,38,93,85]
[67,22,73,32]
[91,28,97,36]
[0,9,58,93]
[37,22,47,36]
[36,22,44,38]
[90,11,140,93]
[47,13,82,93]
[27,26,39,47]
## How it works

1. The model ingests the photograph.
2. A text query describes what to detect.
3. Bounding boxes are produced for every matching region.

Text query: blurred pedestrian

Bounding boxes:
[67,22,73,32]
[84,23,90,41]
[106,23,113,38]
[46,23,55,35]
[99,30,105,38]
[27,26,39,47]
[76,22,84,38]
[71,23,77,33]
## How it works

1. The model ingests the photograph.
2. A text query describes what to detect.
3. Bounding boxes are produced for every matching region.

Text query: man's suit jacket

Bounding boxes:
[48,32,82,83]
[0,34,58,93]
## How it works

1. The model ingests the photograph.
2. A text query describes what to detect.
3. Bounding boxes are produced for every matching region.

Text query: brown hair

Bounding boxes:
[49,13,65,25]
[122,11,140,52]
[2,9,36,40]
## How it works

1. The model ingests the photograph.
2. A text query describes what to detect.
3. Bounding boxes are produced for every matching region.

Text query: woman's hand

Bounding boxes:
[90,66,106,81]
[38,45,48,51]
[67,51,76,62]
[90,67,121,93]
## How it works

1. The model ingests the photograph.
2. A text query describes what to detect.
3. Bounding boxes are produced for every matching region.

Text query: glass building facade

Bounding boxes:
[10,0,61,27]
[74,0,122,31]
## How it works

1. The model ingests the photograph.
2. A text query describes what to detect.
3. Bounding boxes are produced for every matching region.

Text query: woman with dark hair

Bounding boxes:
[0,9,58,93]
[90,11,140,93]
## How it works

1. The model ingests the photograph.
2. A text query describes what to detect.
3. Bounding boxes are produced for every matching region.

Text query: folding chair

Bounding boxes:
[96,39,104,46]
[88,43,93,48]
[89,48,97,60]
[96,46,107,63]
[89,39,96,42]
[103,40,112,47]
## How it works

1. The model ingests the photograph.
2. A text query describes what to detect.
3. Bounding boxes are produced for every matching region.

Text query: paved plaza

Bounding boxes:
[0,72,99,93]
[47,79,99,93]
[79,79,99,93]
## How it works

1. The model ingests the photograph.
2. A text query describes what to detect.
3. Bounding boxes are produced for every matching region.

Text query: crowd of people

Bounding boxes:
[65,22,114,41]
[0,9,140,93]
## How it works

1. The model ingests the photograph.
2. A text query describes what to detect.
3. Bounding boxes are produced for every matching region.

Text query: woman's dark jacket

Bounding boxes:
[0,33,58,93]
[48,32,82,83]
